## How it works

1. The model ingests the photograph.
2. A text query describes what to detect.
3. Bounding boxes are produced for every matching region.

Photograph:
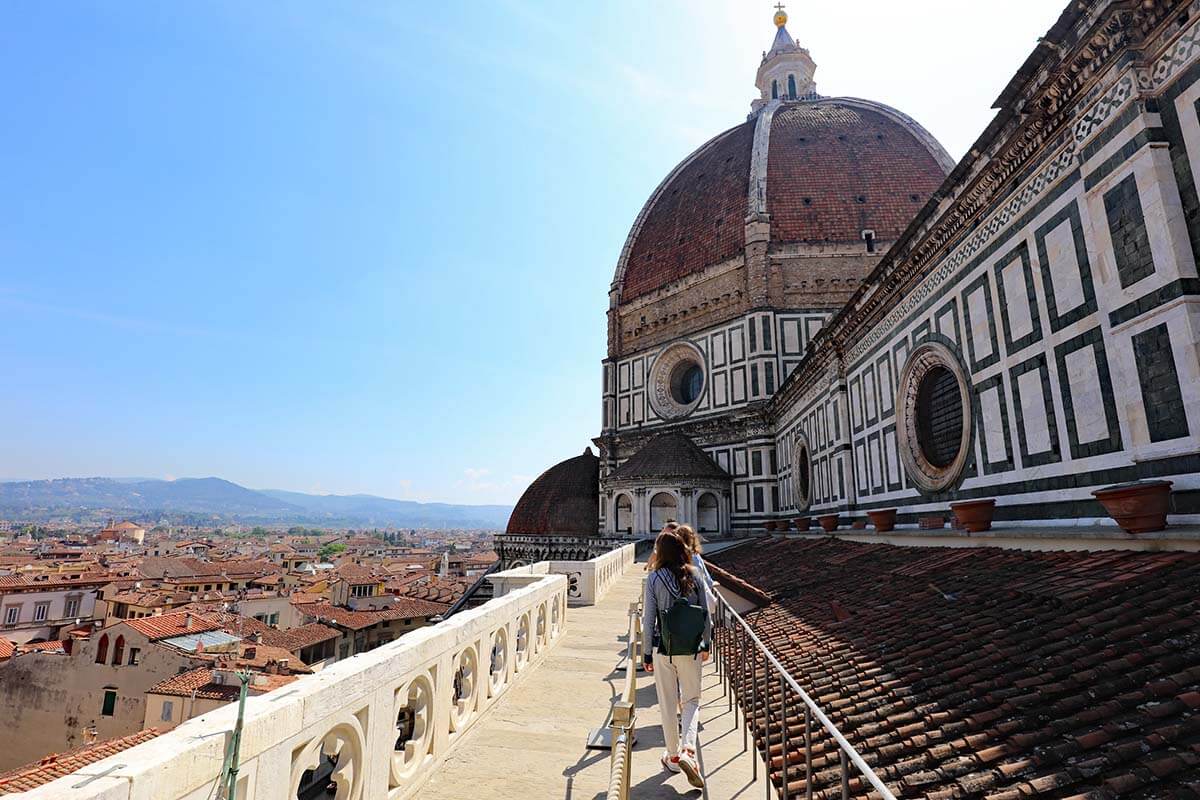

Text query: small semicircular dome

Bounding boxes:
[506,449,600,536]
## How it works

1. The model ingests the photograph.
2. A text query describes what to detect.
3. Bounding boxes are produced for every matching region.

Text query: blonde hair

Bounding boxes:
[675,524,702,555]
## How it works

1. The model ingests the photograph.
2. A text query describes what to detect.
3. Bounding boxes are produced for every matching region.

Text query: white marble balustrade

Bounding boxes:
[18,549,643,800]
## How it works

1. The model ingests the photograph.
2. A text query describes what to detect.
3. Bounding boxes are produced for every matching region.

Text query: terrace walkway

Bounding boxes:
[420,567,767,799]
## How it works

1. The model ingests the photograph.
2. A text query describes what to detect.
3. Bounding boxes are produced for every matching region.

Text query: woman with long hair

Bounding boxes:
[642,529,712,788]
[674,524,715,606]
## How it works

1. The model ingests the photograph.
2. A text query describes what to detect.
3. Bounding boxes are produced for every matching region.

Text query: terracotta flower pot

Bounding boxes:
[793,517,812,532]
[1092,481,1173,534]
[764,520,778,532]
[867,508,897,532]
[950,499,996,532]
[818,514,839,532]
[777,519,792,532]
[851,519,867,530]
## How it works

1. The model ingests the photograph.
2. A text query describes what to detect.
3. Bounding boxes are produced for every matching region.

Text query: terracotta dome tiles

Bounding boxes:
[767,103,946,245]
[618,100,949,302]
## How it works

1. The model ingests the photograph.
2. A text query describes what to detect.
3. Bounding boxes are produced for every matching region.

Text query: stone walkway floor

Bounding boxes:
[420,568,768,800]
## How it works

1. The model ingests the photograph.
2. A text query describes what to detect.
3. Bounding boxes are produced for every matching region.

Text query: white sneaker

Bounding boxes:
[678,750,704,788]
[661,751,682,774]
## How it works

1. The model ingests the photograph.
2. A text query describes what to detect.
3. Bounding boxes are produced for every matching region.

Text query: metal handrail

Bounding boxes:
[714,592,896,800]
[606,599,641,800]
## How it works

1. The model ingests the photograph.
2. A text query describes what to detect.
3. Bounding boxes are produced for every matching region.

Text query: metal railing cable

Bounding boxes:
[713,592,897,800]
[605,598,641,800]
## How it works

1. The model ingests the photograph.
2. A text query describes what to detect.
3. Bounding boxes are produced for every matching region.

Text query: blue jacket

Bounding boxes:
[642,566,713,663]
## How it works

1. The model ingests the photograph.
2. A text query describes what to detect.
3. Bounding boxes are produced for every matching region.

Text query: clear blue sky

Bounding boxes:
[0,1,1060,504]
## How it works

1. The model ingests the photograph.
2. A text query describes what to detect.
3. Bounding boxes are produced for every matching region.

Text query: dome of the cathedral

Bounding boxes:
[505,449,599,536]
[616,98,953,302]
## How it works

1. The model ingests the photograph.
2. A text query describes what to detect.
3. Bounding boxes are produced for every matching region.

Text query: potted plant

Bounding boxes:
[818,514,839,532]
[950,499,996,532]
[867,508,897,532]
[777,519,792,532]
[793,517,812,532]
[850,519,867,529]
[764,520,778,532]
[1092,480,1173,533]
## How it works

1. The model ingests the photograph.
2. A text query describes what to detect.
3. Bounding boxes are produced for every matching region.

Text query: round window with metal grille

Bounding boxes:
[793,431,812,511]
[915,366,964,468]
[895,341,972,493]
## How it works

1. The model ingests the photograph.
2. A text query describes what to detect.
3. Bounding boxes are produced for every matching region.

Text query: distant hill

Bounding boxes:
[0,477,512,529]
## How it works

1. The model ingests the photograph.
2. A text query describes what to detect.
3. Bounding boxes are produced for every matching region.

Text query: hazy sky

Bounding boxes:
[0,1,1063,505]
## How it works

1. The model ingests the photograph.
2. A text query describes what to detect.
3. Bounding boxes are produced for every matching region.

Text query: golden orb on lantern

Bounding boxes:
[773,3,788,28]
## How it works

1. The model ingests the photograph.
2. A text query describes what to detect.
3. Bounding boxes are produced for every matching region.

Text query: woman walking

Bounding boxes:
[675,524,715,613]
[642,529,712,788]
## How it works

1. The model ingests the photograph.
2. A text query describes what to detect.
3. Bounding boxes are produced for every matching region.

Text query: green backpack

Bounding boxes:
[656,575,708,657]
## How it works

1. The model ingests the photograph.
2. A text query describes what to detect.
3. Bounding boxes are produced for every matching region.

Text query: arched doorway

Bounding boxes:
[650,492,678,531]
[615,494,633,534]
[697,492,719,534]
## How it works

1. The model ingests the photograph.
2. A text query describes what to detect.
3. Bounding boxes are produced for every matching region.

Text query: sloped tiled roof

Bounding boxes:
[609,433,730,482]
[0,638,13,661]
[300,598,448,631]
[16,640,65,654]
[261,622,339,652]
[0,729,160,794]
[710,537,1200,799]
[147,667,243,701]
[121,611,222,641]
[138,557,277,581]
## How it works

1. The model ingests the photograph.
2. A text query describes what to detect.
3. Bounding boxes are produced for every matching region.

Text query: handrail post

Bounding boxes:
[719,592,898,800]
[804,706,812,800]
[780,673,788,800]
[751,643,758,782]
[765,657,772,800]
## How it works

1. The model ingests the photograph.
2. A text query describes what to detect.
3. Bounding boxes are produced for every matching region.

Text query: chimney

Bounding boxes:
[184,613,193,630]
[252,632,263,644]
[278,658,289,673]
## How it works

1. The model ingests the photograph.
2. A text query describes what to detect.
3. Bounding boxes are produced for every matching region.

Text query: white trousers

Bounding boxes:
[652,651,703,755]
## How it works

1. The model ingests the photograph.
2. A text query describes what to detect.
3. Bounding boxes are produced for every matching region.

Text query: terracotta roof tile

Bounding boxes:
[710,538,1200,799]
[0,729,160,794]
[300,598,448,631]
[121,611,222,641]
